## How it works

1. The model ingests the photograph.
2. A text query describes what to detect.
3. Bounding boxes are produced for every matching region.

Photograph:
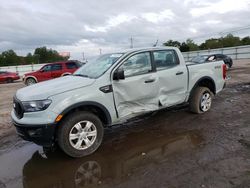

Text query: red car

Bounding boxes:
[0,71,20,83]
[23,61,81,85]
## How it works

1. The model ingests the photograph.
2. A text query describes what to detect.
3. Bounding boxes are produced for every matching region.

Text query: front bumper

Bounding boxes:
[13,121,57,147]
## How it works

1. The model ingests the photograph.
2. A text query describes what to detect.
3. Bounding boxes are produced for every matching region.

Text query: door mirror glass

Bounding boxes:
[113,68,125,80]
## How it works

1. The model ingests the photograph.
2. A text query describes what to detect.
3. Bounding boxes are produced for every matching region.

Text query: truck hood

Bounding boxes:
[16,76,95,101]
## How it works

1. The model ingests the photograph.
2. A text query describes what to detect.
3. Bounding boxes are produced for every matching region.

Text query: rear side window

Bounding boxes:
[216,54,226,59]
[153,50,179,70]
[66,62,79,69]
[51,64,62,71]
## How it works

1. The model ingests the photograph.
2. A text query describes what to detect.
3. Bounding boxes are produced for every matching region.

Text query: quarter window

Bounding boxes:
[66,62,79,69]
[121,52,152,77]
[153,50,179,70]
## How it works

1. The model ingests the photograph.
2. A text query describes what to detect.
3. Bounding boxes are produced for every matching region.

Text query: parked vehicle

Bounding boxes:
[191,54,233,69]
[12,47,226,158]
[23,60,81,85]
[0,71,20,83]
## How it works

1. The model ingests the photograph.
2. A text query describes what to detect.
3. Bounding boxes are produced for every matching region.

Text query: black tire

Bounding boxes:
[189,87,213,114]
[57,112,104,158]
[25,78,36,85]
[6,78,13,83]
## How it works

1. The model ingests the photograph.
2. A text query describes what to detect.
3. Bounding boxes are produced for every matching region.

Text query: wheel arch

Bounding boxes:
[24,76,38,83]
[188,76,216,101]
[61,72,71,76]
[59,101,112,127]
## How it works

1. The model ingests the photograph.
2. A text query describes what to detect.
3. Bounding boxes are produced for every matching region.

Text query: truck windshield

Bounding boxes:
[74,53,123,78]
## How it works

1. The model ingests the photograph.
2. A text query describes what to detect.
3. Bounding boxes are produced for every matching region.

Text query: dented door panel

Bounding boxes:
[113,73,159,118]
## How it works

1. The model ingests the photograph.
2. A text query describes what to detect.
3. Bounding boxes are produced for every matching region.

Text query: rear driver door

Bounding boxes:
[153,50,188,107]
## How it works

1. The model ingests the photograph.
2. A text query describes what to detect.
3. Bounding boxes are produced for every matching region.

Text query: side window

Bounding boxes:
[66,62,78,69]
[217,54,225,59]
[121,52,152,77]
[207,55,215,61]
[41,65,52,72]
[51,64,62,71]
[153,50,179,70]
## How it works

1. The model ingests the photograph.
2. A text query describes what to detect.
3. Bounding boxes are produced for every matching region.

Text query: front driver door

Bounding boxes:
[112,52,159,119]
[38,65,52,82]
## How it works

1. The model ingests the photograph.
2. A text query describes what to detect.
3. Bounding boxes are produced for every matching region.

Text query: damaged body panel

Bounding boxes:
[111,48,225,119]
[112,72,159,119]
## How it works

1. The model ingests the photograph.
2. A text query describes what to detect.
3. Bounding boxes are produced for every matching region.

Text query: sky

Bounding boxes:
[0,0,250,60]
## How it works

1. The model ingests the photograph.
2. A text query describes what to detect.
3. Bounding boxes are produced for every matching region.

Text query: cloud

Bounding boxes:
[0,0,250,59]
[84,14,137,33]
[190,0,250,17]
[141,9,175,23]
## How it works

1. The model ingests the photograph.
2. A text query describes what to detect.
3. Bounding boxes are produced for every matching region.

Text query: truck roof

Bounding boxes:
[116,46,178,54]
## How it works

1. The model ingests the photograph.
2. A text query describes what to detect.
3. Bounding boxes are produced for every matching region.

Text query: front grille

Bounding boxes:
[13,97,24,119]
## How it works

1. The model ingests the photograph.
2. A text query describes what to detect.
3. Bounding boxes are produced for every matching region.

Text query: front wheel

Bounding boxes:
[189,87,213,114]
[25,78,37,85]
[57,112,104,158]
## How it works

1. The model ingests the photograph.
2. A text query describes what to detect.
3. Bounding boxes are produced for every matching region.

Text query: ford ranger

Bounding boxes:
[11,47,226,157]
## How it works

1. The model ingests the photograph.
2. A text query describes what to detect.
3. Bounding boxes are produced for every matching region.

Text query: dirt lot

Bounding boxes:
[0,60,250,188]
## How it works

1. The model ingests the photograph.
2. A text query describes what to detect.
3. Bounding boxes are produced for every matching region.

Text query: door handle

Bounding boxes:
[176,71,184,75]
[144,79,155,83]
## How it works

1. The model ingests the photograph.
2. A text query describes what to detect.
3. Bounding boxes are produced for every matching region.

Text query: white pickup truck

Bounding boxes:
[12,47,226,157]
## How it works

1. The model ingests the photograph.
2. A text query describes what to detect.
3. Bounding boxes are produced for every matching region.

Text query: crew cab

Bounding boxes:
[11,47,226,157]
[23,60,81,85]
[0,71,20,83]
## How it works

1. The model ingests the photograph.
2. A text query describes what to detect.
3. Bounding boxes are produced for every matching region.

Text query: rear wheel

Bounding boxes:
[57,112,104,158]
[25,78,36,85]
[189,87,213,114]
[6,78,13,83]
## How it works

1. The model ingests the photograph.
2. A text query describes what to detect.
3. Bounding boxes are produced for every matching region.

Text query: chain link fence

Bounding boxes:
[182,45,250,61]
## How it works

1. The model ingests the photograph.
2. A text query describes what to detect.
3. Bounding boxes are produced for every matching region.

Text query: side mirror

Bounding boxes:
[113,68,125,80]
[40,69,44,72]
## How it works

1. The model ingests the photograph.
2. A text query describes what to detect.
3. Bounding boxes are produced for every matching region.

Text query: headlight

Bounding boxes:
[22,99,52,112]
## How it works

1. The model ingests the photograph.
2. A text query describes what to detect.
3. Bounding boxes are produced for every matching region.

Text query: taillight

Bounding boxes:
[222,64,226,80]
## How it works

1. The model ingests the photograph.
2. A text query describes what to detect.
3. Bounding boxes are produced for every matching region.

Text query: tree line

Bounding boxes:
[0,47,69,67]
[1,34,250,67]
[163,34,250,52]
